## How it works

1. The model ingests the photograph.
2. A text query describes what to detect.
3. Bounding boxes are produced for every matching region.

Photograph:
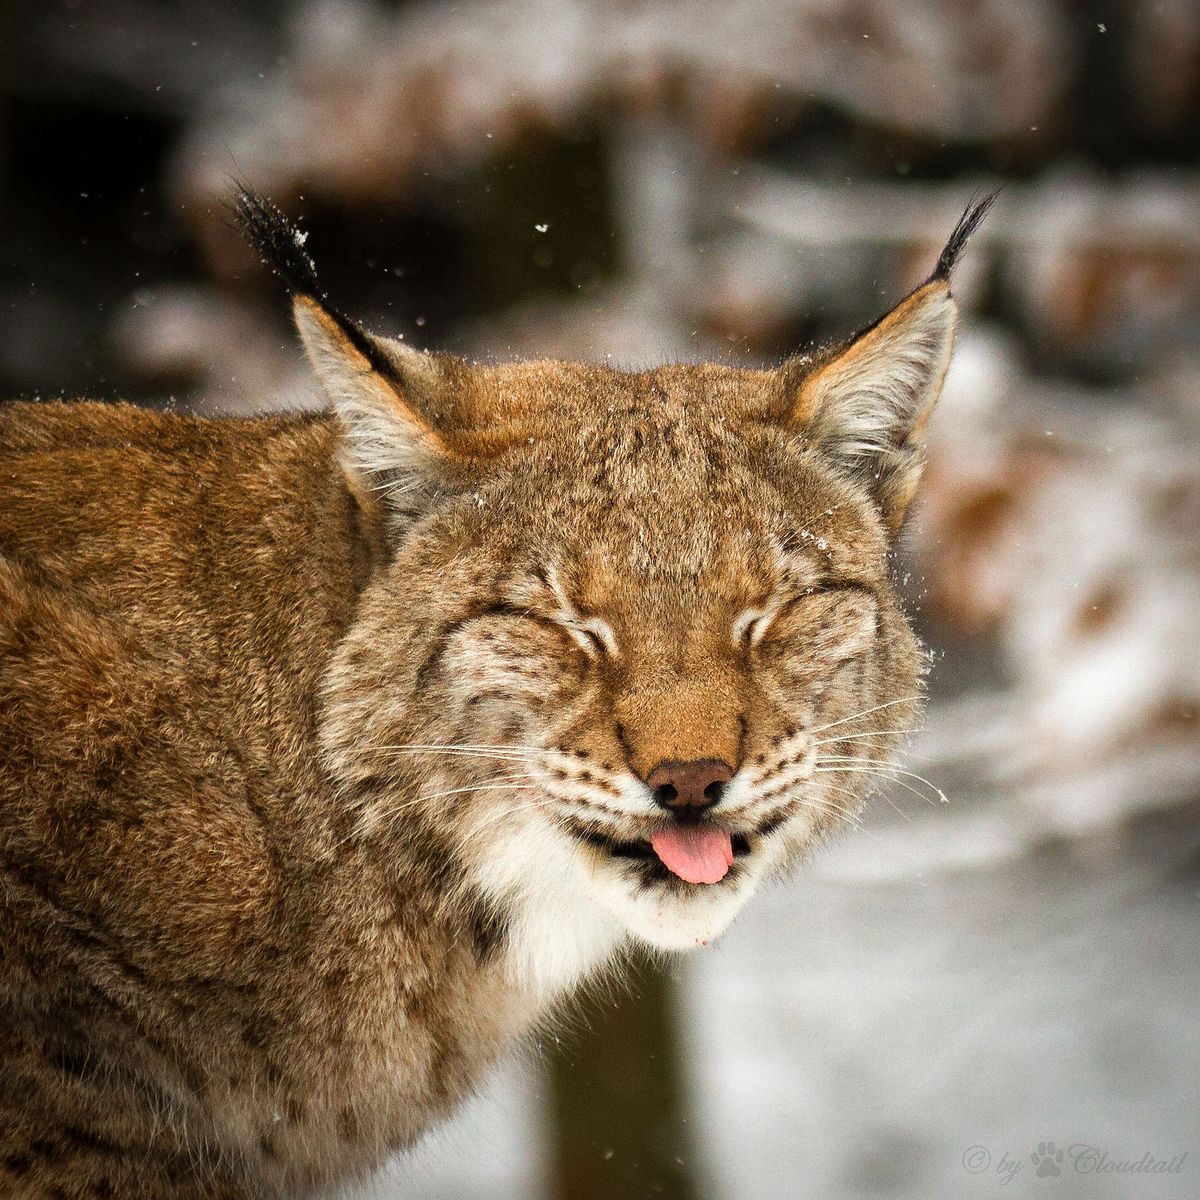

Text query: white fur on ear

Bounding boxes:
[790,281,958,533]
[293,296,456,504]
[232,187,466,515]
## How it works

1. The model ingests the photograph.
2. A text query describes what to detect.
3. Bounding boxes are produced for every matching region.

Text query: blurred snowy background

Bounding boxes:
[2,1,1198,1197]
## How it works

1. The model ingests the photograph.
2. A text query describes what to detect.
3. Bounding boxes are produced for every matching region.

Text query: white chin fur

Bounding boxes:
[584,852,774,951]
[465,809,624,1003]
[464,801,790,1006]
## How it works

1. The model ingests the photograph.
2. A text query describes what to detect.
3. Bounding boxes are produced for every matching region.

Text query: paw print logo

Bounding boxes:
[1031,1141,1064,1177]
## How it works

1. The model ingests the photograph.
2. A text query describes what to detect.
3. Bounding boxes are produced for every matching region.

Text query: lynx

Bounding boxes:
[0,190,991,1197]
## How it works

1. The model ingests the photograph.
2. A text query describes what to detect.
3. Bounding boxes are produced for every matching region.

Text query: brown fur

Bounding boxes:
[0,194,990,1197]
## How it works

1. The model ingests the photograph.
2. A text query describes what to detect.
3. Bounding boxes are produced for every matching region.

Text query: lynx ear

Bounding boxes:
[782,194,994,535]
[291,297,458,493]
[231,188,460,507]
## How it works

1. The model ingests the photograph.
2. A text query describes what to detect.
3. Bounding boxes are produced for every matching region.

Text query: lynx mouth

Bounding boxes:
[574,825,752,885]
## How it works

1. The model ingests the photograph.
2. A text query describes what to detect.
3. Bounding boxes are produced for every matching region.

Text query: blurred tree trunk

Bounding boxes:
[545,953,698,1200]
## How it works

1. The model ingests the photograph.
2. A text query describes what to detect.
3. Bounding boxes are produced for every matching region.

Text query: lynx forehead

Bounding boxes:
[0,189,992,1196]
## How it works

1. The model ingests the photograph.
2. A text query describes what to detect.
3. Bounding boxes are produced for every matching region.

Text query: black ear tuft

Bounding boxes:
[229,184,397,373]
[228,186,323,299]
[930,191,998,282]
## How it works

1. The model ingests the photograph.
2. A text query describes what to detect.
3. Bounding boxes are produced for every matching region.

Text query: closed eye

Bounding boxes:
[734,582,877,649]
[562,615,619,660]
[527,563,620,661]
[473,602,618,659]
[732,605,778,650]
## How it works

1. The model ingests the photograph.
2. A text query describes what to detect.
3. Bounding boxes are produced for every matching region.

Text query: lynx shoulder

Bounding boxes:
[0,191,991,1197]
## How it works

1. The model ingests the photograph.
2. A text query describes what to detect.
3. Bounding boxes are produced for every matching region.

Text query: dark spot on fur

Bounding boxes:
[613,722,635,766]
[401,980,434,1024]
[43,1039,94,1083]
[337,1106,360,1142]
[93,761,120,791]
[467,898,508,962]
[413,635,450,693]
[60,1124,124,1156]
[165,1159,189,1184]
[321,965,349,993]
[240,1019,267,1050]
[756,812,788,837]
[347,774,390,802]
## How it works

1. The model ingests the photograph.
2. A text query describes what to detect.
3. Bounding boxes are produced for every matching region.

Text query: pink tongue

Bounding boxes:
[650,823,734,885]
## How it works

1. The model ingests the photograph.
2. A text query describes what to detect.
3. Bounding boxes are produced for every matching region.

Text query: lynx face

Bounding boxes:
[238,193,989,972]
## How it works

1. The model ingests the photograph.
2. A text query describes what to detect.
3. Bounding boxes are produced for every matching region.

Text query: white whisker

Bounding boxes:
[344,774,553,848]
[806,696,922,737]
[379,773,551,818]
[811,738,934,764]
[813,763,948,805]
[802,791,864,828]
[808,783,880,834]
[370,742,536,759]
[372,750,537,770]
[811,728,919,746]
[822,774,911,823]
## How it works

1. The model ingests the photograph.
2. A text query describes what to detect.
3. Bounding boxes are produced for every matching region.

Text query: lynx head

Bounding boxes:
[236,192,991,971]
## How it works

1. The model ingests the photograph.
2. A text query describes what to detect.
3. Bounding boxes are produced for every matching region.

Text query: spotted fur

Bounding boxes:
[0,192,991,1196]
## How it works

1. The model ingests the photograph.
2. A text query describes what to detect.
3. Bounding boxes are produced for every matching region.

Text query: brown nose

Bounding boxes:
[646,758,733,815]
